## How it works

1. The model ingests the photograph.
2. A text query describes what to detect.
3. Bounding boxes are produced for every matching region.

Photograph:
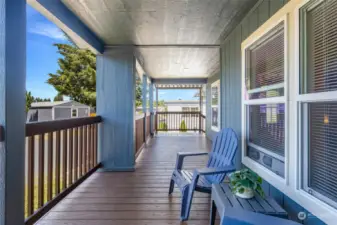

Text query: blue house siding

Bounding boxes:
[219,0,325,224]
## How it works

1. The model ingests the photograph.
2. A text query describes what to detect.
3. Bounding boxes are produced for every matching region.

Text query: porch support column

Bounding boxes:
[142,74,148,141]
[0,0,26,224]
[156,88,159,112]
[149,81,154,135]
[96,48,136,171]
[142,74,148,113]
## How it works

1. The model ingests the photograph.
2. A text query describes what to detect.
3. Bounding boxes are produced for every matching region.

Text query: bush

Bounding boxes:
[159,122,168,131]
[180,120,187,132]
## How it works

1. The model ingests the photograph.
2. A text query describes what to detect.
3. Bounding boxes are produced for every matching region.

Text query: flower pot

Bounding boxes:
[235,187,254,199]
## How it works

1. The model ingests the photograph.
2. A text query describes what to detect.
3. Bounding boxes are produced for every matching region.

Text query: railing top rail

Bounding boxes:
[26,116,102,137]
[157,111,201,114]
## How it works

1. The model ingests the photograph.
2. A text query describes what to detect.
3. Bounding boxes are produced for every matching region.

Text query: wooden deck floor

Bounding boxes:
[37,135,220,225]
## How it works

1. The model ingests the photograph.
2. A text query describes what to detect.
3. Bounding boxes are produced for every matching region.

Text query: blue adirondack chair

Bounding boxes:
[220,208,301,225]
[169,128,238,221]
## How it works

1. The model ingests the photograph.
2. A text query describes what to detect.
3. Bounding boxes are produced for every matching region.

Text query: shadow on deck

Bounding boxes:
[37,135,221,225]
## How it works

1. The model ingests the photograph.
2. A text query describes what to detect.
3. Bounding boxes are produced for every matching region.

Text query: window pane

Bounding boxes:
[302,0,337,93]
[212,107,218,128]
[245,23,284,100]
[307,102,337,205]
[72,109,77,117]
[248,104,285,156]
[211,84,219,105]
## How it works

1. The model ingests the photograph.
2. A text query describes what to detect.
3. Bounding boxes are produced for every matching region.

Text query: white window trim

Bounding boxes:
[241,14,288,184]
[295,0,337,222]
[239,0,337,224]
[71,108,78,118]
[211,80,221,131]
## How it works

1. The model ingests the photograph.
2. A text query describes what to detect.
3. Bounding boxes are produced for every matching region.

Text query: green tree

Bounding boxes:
[34,97,51,102]
[25,91,34,112]
[54,93,64,101]
[47,44,96,107]
[135,77,142,107]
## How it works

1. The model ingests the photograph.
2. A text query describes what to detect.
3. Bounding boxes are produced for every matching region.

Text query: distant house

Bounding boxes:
[26,100,91,123]
[164,100,200,112]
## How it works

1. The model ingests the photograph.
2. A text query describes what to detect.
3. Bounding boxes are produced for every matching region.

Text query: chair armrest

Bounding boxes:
[175,152,209,170]
[177,152,209,157]
[194,165,236,176]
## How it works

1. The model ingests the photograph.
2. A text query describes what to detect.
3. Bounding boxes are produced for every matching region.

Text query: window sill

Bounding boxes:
[211,126,220,132]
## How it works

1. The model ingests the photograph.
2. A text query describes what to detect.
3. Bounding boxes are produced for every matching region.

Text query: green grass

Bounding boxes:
[25,176,66,218]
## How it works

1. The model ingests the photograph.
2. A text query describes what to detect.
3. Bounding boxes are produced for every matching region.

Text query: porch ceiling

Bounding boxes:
[61,0,257,78]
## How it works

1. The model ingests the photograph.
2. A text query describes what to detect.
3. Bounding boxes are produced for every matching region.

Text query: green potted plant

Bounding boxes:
[228,168,264,199]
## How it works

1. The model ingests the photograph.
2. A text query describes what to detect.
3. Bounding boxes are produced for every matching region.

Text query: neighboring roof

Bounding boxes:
[31,100,89,108]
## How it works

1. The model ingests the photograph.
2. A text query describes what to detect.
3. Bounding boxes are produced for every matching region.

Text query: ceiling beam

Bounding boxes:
[153,78,207,85]
[28,0,104,54]
[106,44,220,49]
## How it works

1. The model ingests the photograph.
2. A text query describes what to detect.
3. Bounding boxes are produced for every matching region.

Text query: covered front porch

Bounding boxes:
[37,135,213,225]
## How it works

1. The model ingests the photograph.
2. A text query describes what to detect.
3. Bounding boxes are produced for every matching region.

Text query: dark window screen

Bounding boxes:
[248,104,285,156]
[304,0,337,93]
[246,23,284,100]
[308,102,337,204]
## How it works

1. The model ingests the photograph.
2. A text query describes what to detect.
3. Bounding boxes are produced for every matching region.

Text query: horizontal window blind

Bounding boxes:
[211,83,219,106]
[246,23,284,100]
[305,0,337,93]
[248,104,285,156]
[308,102,337,206]
[212,107,219,128]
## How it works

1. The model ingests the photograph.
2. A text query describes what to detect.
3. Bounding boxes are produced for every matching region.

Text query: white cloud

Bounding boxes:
[29,23,66,40]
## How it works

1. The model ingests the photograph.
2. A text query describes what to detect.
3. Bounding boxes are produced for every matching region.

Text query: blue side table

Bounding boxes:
[211,183,288,225]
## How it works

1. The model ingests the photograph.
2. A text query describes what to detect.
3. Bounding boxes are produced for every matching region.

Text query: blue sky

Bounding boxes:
[27,5,69,99]
[27,6,197,101]
[158,89,198,101]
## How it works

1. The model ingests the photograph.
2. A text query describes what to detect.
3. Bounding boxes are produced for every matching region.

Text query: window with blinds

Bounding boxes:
[248,104,285,157]
[245,23,284,100]
[302,0,337,94]
[242,18,286,178]
[211,80,220,130]
[305,102,337,207]
[300,0,337,209]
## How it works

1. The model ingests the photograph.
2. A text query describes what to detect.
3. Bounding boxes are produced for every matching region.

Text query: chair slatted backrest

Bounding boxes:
[206,128,238,183]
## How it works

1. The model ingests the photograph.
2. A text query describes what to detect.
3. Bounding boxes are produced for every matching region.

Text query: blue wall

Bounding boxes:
[218,0,325,224]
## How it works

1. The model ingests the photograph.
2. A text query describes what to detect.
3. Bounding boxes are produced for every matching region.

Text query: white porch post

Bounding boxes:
[0,0,26,224]
[96,48,136,171]
[142,74,148,141]
[149,80,154,135]
[142,74,148,113]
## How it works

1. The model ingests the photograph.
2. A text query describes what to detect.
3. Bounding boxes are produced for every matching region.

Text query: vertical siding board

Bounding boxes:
[249,9,259,35]
[283,195,304,222]
[241,17,250,41]
[258,0,270,26]
[270,0,285,16]
[270,185,284,207]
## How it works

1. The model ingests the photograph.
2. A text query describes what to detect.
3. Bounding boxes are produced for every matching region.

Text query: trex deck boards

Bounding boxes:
[37,135,220,225]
